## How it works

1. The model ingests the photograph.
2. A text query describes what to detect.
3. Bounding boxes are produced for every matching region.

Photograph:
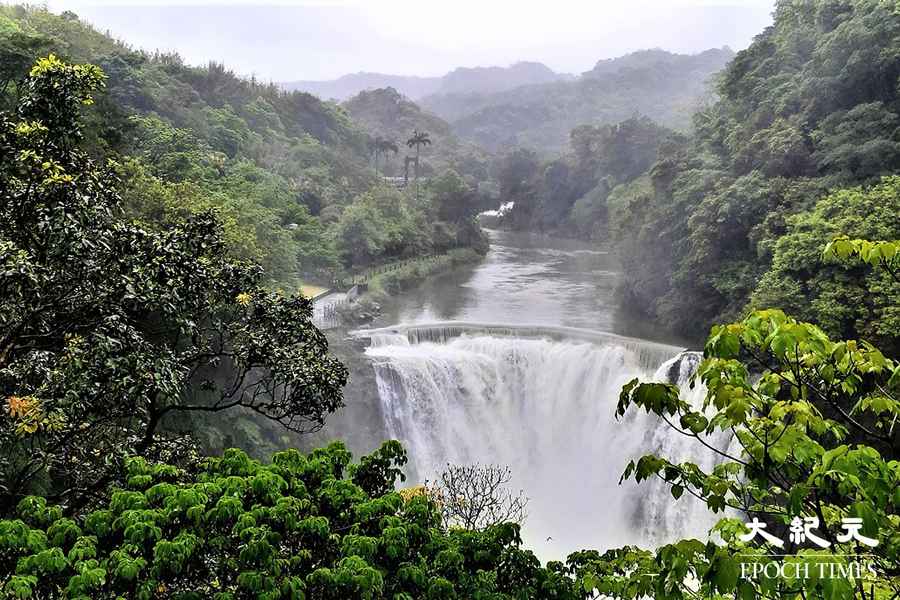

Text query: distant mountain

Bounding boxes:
[281,61,570,102]
[583,47,727,78]
[438,62,570,95]
[419,48,735,154]
[282,73,442,102]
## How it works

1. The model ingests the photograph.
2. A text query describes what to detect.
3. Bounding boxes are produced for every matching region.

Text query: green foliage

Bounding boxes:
[0,14,50,106]
[0,55,347,512]
[0,6,489,290]
[0,442,585,599]
[497,116,672,236]
[333,187,431,267]
[753,177,900,355]
[824,237,900,281]
[369,135,399,176]
[0,5,376,285]
[343,88,489,182]
[426,168,489,227]
[602,307,900,599]
[370,249,485,297]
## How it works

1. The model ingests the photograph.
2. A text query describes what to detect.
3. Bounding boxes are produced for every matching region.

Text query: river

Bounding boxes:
[318,229,720,560]
[381,229,681,338]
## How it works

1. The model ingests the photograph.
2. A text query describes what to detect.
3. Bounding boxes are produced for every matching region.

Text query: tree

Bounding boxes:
[494,147,540,229]
[427,464,528,531]
[374,136,398,177]
[824,237,900,285]
[369,135,383,176]
[333,201,389,266]
[569,118,671,190]
[382,138,399,176]
[333,188,431,267]
[0,56,347,513]
[406,129,431,201]
[0,16,50,104]
[429,169,480,224]
[0,442,581,599]
[752,177,900,357]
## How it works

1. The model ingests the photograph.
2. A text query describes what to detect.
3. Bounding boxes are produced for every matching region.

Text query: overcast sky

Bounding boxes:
[39,0,776,81]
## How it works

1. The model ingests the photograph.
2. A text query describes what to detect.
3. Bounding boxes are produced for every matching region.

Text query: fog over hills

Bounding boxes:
[422,48,735,153]
[281,61,572,101]
[282,73,443,103]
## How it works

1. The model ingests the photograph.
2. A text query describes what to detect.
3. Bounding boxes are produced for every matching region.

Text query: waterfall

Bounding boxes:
[357,323,724,559]
[626,351,725,545]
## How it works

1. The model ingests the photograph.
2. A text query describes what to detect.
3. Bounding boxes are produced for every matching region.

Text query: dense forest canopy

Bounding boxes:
[611,0,900,351]
[495,116,676,238]
[0,53,348,513]
[0,3,492,481]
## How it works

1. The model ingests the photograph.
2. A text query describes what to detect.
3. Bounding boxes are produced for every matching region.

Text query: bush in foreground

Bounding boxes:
[0,441,580,599]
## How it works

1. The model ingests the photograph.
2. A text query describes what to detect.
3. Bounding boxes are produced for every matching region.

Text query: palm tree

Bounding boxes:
[377,138,399,178]
[406,129,432,201]
[370,136,385,176]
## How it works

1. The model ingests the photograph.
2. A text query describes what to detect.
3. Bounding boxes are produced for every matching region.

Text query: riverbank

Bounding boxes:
[298,248,486,454]
[337,247,485,325]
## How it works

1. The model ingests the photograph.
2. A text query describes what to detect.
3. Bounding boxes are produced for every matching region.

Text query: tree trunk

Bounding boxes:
[415,145,420,202]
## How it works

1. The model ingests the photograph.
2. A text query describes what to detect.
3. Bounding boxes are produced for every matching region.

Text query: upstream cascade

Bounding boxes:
[359,322,721,559]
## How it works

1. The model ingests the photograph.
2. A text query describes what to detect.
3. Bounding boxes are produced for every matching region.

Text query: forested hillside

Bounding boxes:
[342,87,491,183]
[0,5,489,289]
[1,6,373,284]
[420,48,733,153]
[0,5,494,463]
[608,0,900,353]
[494,116,674,237]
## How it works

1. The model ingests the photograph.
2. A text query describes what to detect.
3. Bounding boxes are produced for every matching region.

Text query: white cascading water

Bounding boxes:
[359,323,725,560]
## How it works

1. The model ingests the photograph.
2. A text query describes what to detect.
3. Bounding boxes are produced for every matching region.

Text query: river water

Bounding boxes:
[323,229,719,560]
[381,229,678,339]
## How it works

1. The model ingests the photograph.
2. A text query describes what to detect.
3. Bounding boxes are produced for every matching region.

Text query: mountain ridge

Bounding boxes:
[281,60,571,101]
[421,47,735,153]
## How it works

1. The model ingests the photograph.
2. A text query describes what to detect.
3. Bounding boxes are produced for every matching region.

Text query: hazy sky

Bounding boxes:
[41,0,776,81]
